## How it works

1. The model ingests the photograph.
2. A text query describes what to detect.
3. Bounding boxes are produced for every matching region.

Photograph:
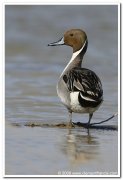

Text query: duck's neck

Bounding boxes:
[61,40,88,77]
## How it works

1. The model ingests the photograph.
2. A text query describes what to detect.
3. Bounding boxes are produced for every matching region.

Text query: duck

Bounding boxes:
[48,29,103,127]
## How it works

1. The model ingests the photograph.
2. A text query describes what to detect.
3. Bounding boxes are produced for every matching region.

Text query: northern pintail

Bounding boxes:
[48,29,103,127]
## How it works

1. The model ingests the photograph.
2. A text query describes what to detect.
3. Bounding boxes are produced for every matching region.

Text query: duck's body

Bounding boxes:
[48,29,103,126]
[57,67,103,114]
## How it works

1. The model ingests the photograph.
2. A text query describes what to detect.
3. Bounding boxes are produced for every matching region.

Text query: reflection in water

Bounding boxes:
[61,129,99,166]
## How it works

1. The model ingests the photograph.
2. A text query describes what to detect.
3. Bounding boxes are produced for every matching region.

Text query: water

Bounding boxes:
[5,5,118,175]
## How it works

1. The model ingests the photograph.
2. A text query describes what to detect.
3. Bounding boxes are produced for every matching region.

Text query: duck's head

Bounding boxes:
[48,29,88,53]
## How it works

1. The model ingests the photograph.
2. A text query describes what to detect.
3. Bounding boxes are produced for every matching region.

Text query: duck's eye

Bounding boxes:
[70,33,73,37]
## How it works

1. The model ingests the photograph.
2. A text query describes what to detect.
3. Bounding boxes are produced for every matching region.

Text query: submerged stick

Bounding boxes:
[90,112,118,126]
[73,122,117,130]
[74,112,118,130]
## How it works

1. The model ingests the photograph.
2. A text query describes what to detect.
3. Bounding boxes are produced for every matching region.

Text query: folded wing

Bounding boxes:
[63,67,103,107]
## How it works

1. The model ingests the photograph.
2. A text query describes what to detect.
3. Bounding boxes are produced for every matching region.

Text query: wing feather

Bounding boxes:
[63,67,103,102]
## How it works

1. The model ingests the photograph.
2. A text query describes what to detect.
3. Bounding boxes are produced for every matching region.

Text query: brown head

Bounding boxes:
[48,29,88,53]
[64,29,87,52]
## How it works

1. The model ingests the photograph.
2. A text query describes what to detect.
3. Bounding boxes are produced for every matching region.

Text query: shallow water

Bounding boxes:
[5,5,118,175]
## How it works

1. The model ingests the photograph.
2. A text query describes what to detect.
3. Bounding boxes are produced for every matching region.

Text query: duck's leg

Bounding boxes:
[87,113,93,127]
[68,110,74,128]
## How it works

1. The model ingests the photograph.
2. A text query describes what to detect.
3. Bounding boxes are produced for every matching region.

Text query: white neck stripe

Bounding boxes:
[70,40,87,63]
[60,40,87,77]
